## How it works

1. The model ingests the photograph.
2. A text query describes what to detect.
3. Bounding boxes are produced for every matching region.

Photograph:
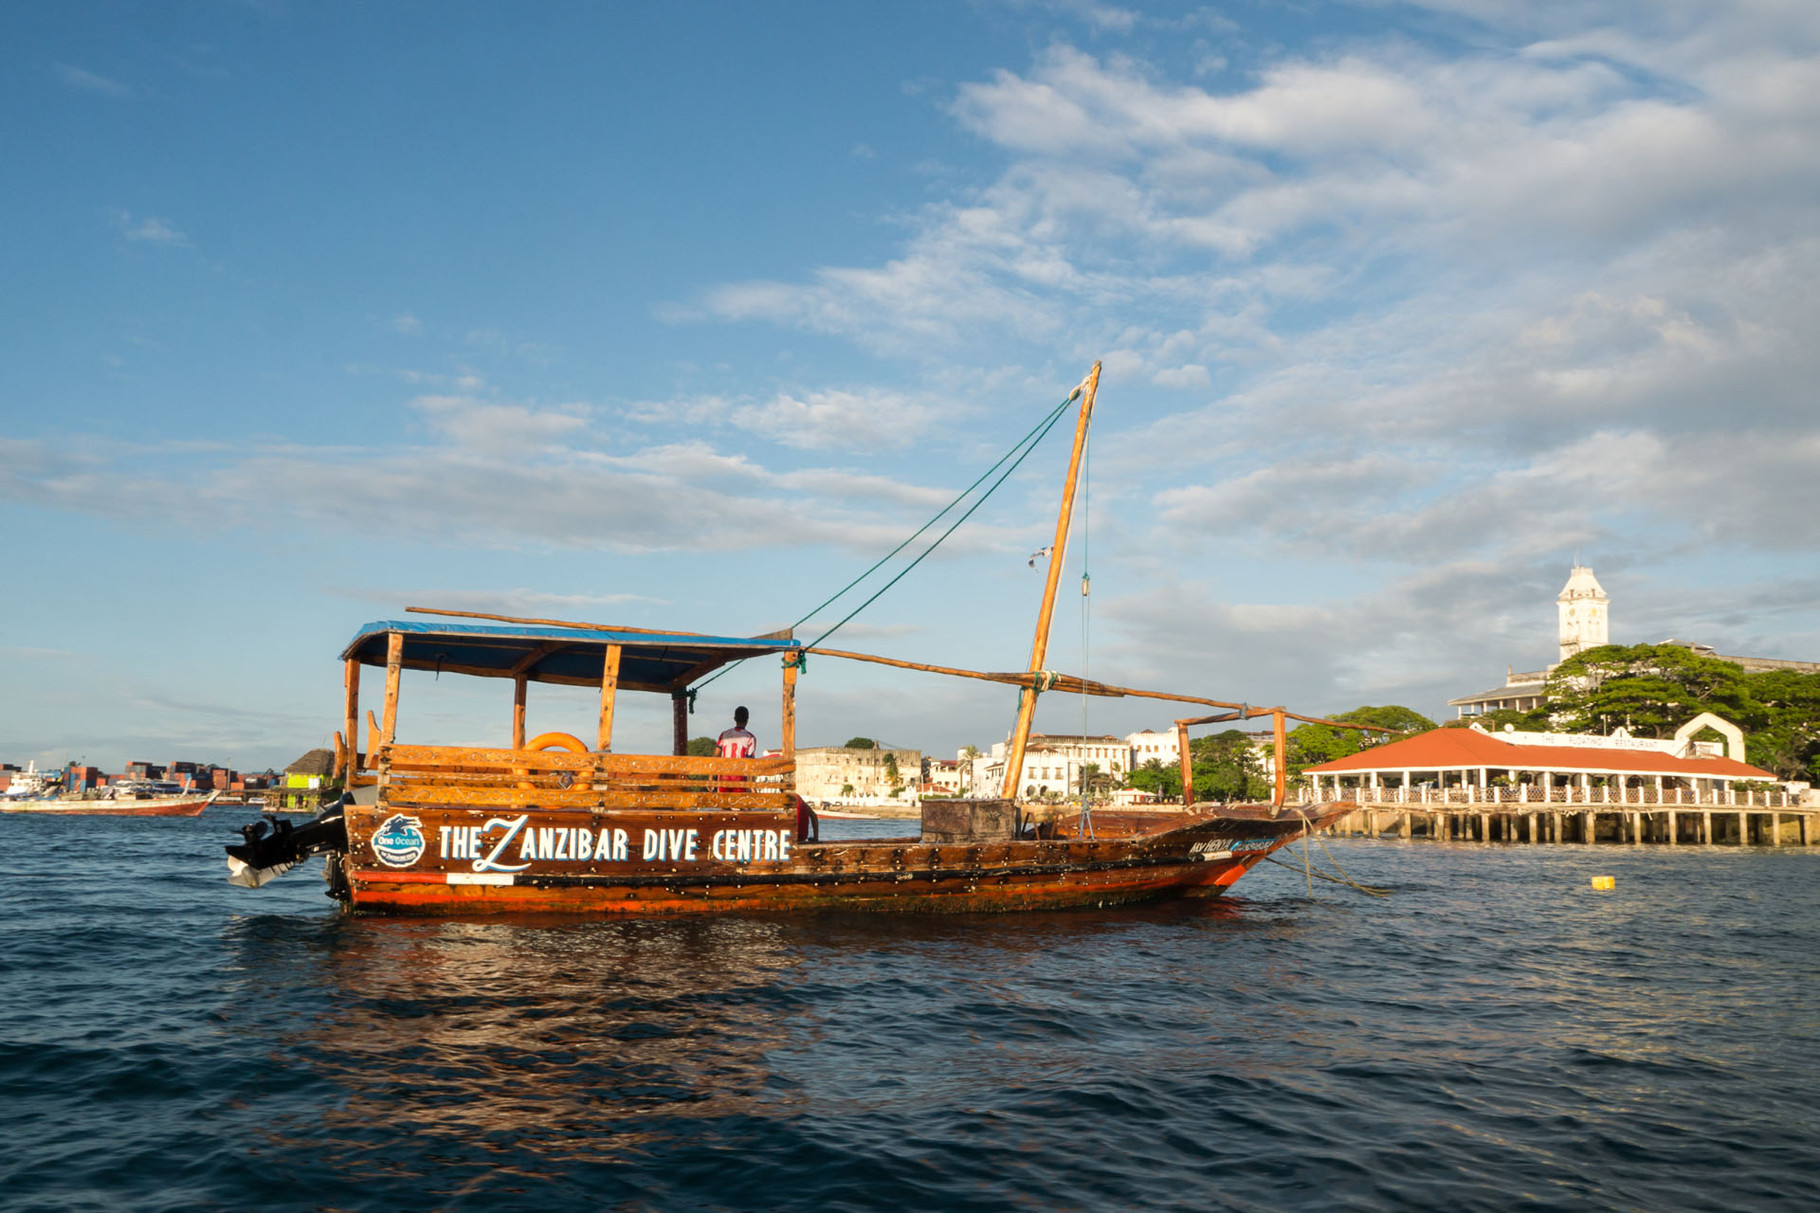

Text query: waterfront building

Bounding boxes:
[1126,728,1179,771]
[922,757,963,797]
[1304,719,1777,799]
[794,744,922,805]
[975,732,1129,800]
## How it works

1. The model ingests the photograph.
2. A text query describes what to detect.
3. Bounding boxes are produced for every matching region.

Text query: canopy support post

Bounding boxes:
[781,656,798,760]
[672,692,688,756]
[380,632,404,751]
[597,644,623,752]
[512,675,527,750]
[342,658,360,777]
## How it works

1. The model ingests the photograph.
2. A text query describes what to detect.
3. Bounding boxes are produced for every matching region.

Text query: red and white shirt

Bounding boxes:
[716,726,757,759]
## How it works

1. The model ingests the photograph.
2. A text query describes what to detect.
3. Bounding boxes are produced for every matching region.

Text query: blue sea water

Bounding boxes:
[2,811,1817,1212]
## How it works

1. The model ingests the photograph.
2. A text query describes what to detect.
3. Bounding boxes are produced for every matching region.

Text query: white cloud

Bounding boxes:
[54,63,129,97]
[109,210,190,247]
[392,312,424,335]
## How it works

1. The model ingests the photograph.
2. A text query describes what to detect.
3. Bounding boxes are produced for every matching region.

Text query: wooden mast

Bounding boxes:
[1001,362,1100,800]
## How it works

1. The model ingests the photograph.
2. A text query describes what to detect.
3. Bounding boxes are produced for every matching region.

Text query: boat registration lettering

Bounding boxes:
[710,829,791,864]
[1191,836,1275,861]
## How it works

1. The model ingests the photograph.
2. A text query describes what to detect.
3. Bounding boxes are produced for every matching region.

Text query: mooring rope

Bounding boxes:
[1264,809,1395,898]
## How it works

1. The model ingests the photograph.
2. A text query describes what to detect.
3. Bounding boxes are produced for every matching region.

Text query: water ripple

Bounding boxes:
[2,815,1817,1209]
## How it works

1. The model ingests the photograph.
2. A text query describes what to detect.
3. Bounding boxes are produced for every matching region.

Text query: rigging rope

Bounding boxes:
[800,401,1075,653]
[692,387,1083,693]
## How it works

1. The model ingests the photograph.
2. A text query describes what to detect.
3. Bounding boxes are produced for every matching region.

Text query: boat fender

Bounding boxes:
[794,795,819,844]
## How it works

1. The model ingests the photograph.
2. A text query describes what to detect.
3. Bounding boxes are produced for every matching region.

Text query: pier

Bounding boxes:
[1299,786,1817,846]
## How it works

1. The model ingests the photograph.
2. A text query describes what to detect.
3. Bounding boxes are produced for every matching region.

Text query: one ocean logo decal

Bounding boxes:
[371,814,427,868]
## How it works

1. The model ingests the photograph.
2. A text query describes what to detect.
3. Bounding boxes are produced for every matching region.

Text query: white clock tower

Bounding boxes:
[1557,564,1610,662]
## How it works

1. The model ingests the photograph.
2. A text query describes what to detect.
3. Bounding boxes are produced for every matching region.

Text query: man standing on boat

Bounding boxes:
[717,706,757,797]
[716,707,757,759]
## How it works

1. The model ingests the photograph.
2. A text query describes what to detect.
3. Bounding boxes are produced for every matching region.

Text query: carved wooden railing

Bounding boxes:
[377,744,796,812]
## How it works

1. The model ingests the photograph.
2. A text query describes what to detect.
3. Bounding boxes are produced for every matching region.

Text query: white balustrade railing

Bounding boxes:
[1302,783,1795,808]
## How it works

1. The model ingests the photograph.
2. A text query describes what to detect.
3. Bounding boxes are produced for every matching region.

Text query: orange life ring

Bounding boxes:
[517,732,589,791]
[525,732,589,753]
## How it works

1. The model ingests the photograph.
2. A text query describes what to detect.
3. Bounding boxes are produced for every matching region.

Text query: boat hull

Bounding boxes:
[1,794,216,817]
[335,801,1351,915]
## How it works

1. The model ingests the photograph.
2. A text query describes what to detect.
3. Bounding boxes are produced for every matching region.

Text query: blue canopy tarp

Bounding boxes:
[340,620,798,693]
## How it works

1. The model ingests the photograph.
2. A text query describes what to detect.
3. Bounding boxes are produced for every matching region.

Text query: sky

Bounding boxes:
[4,0,1819,774]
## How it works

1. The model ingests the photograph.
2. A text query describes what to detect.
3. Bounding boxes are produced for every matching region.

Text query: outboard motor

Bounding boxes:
[225,795,350,888]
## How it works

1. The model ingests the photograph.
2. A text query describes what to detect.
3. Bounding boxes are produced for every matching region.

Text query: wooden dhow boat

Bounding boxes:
[225,364,1382,914]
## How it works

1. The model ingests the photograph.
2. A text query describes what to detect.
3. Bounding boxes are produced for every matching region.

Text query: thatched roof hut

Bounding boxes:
[285,748,336,777]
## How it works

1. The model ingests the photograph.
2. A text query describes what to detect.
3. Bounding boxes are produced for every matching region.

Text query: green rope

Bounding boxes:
[692,387,1081,692]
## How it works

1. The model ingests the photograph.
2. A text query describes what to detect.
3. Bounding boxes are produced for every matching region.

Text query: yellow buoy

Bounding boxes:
[1590,875,1615,891]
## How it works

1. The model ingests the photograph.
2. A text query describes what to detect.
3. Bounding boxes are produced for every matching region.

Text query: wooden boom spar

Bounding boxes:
[801,645,1397,736]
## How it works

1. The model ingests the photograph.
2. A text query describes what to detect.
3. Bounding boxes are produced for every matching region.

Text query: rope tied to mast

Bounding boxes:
[1032,669,1061,693]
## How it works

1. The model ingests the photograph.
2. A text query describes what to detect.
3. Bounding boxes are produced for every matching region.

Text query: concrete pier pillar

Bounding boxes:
[1628,811,1640,844]
[1771,813,1783,846]
[1400,813,1411,839]
[1702,810,1713,844]
[1582,810,1596,844]
[1551,811,1562,843]
[1668,809,1678,845]
[1803,814,1813,847]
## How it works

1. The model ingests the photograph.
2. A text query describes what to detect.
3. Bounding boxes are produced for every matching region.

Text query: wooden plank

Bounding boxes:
[382,785,795,810]
[385,744,794,777]
[386,766,793,789]
[367,654,670,694]
[381,631,404,745]
[597,643,622,752]
[510,641,567,676]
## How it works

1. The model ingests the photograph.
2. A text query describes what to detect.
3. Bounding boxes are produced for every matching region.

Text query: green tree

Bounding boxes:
[1747,669,1820,781]
[1546,644,1756,737]
[1079,761,1117,798]
[1187,730,1272,802]
[1126,757,1181,801]
[882,752,903,797]
[844,737,877,749]
[686,736,717,757]
[1285,705,1434,776]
